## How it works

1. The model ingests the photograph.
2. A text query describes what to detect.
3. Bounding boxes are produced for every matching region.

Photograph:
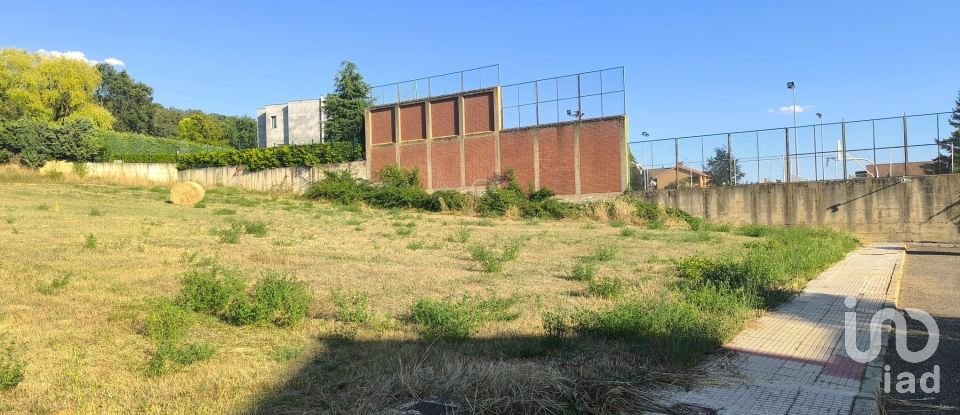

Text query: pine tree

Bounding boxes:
[932,90,960,173]
[323,61,372,145]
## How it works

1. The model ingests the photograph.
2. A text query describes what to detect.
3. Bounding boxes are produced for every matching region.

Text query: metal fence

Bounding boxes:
[501,67,626,129]
[631,111,955,191]
[370,64,500,106]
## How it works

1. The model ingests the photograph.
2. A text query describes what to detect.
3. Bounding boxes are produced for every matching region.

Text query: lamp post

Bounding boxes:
[816,112,823,180]
[787,82,798,178]
[640,131,650,191]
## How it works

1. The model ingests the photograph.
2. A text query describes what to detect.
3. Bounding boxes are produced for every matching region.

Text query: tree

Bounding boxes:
[0,48,114,128]
[178,113,226,146]
[705,147,744,186]
[932,90,960,173]
[323,61,372,144]
[229,116,257,149]
[95,63,156,134]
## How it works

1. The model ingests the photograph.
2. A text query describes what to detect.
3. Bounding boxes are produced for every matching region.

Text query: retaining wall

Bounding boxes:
[641,174,960,243]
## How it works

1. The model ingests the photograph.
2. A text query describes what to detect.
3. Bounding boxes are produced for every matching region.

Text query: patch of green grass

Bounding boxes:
[587,277,625,299]
[607,220,626,228]
[213,208,236,216]
[469,239,523,273]
[344,218,364,226]
[406,241,425,250]
[476,218,495,227]
[83,234,98,250]
[445,225,472,243]
[3,216,14,224]
[394,226,414,237]
[410,294,519,339]
[646,219,665,230]
[36,273,71,295]
[193,202,207,209]
[146,341,216,377]
[331,290,375,325]
[0,337,25,390]
[269,345,303,362]
[586,245,617,263]
[735,224,773,237]
[618,227,639,238]
[229,218,267,237]
[88,208,105,217]
[211,225,241,244]
[678,230,713,243]
[567,260,598,282]
[36,204,50,211]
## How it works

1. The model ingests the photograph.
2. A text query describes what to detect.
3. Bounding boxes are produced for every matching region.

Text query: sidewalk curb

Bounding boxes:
[851,245,905,415]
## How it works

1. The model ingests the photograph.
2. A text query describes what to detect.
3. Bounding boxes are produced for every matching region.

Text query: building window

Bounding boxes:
[270,116,277,129]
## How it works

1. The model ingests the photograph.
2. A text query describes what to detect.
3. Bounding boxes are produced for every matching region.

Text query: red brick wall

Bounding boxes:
[400,103,425,141]
[500,129,536,190]
[399,142,428,186]
[430,138,461,189]
[464,135,497,186]
[538,124,577,195]
[370,145,397,181]
[464,92,494,134]
[579,118,624,193]
[430,98,458,137]
[370,108,395,145]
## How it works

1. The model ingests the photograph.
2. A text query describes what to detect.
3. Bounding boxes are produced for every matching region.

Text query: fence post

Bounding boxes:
[727,133,733,185]
[841,120,848,180]
[902,114,909,177]
[784,128,791,183]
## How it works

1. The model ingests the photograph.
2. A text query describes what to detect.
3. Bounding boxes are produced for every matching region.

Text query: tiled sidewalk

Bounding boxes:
[670,244,903,415]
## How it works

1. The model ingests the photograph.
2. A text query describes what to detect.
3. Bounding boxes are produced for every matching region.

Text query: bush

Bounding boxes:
[0,337,24,390]
[567,260,598,281]
[410,295,519,339]
[0,149,11,164]
[469,240,523,273]
[634,200,664,223]
[587,277,625,298]
[586,245,617,262]
[177,263,313,327]
[176,142,362,171]
[145,299,193,343]
[332,290,374,324]
[0,119,101,167]
[304,170,373,205]
[83,234,98,250]
[146,341,216,377]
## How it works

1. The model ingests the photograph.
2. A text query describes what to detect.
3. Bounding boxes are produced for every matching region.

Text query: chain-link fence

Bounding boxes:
[500,67,625,129]
[631,112,955,191]
[370,65,501,106]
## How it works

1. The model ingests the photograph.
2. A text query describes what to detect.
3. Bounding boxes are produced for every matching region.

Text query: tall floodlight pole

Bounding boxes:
[816,112,823,179]
[787,82,798,178]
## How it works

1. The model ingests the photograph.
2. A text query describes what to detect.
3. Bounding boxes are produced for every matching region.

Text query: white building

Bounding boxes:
[256,98,325,147]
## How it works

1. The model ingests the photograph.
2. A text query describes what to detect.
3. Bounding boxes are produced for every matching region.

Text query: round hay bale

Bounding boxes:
[170,181,206,206]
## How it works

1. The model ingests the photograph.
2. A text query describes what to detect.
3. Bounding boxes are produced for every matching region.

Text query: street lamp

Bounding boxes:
[640,131,650,191]
[787,82,798,178]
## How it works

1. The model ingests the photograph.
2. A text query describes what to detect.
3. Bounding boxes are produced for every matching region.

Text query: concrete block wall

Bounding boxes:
[364,86,629,196]
[641,174,960,243]
[256,98,325,147]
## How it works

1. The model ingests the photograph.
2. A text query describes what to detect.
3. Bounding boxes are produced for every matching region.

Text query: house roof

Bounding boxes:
[864,161,941,177]
[645,163,710,178]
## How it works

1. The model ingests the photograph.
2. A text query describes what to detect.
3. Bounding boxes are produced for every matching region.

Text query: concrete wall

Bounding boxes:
[364,87,629,196]
[641,174,960,243]
[178,161,367,193]
[40,160,367,194]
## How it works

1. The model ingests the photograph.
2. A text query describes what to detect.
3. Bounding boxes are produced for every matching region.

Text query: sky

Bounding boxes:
[2,1,957,180]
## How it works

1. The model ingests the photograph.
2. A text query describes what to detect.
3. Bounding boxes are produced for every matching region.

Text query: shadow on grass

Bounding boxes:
[246,332,704,415]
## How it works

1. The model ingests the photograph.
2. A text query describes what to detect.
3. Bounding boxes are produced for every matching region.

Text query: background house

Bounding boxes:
[256,98,326,147]
[645,163,710,189]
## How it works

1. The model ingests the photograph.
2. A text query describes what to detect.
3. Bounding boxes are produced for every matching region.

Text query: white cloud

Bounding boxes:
[768,104,812,114]
[35,49,124,67]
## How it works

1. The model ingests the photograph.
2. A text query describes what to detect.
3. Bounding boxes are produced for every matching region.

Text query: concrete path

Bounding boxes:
[668,244,903,415]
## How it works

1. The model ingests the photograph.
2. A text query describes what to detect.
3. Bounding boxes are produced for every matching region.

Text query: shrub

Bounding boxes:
[146,341,216,377]
[634,200,664,223]
[587,245,617,262]
[230,218,267,237]
[411,295,518,339]
[177,264,246,316]
[176,142,362,171]
[36,273,71,295]
[469,240,523,273]
[0,149,12,164]
[83,234,98,249]
[619,227,639,238]
[0,118,101,167]
[304,170,372,205]
[332,290,374,324]
[736,224,773,237]
[145,299,193,343]
[568,260,598,281]
[212,225,242,244]
[96,129,229,163]
[427,190,469,212]
[249,274,313,327]
[445,225,472,243]
[587,277,625,298]
[0,338,24,390]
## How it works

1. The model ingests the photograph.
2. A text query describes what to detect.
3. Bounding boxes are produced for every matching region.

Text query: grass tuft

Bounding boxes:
[0,337,24,390]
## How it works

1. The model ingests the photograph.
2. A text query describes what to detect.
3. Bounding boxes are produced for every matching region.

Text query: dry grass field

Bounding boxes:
[0,169,851,414]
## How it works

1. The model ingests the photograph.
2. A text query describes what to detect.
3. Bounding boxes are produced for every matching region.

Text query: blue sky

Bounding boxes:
[3,1,957,180]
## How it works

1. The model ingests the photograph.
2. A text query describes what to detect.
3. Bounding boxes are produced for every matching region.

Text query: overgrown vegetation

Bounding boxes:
[176,262,313,328]
[469,239,523,273]
[410,294,520,339]
[143,299,215,377]
[0,336,24,390]
[552,225,858,365]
